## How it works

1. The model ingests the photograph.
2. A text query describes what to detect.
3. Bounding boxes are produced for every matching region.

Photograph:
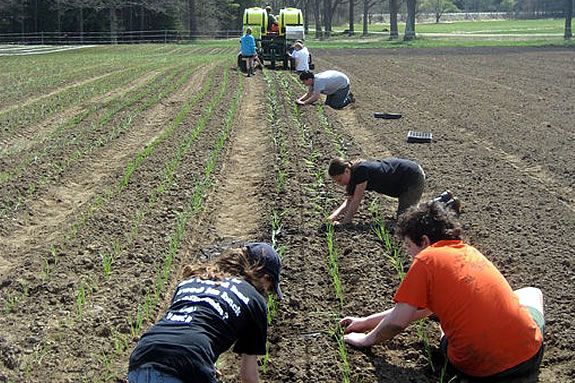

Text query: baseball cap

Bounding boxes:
[245,242,283,300]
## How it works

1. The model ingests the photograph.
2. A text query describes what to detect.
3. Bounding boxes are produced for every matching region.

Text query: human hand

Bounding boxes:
[343,331,372,348]
[340,316,367,334]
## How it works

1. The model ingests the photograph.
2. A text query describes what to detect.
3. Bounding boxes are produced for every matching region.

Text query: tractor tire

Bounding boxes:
[270,49,276,69]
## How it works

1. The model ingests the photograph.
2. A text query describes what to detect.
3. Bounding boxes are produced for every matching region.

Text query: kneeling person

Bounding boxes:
[340,202,544,380]
[128,243,283,383]
[297,70,354,109]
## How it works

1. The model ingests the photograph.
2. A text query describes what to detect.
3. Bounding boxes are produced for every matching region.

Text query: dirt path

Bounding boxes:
[210,76,269,241]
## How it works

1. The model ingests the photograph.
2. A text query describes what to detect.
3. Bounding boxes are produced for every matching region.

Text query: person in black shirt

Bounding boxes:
[328,157,425,224]
[128,243,283,383]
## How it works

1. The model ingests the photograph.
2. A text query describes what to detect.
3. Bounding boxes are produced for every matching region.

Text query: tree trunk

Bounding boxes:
[79,6,84,44]
[404,0,416,40]
[110,6,118,44]
[139,3,145,42]
[349,0,354,35]
[565,0,573,39]
[188,0,197,41]
[362,0,368,35]
[389,0,399,39]
[314,0,323,39]
[323,0,332,38]
[304,0,310,35]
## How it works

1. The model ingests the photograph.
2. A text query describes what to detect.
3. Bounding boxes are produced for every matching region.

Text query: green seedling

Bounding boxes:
[329,324,351,383]
[76,282,87,318]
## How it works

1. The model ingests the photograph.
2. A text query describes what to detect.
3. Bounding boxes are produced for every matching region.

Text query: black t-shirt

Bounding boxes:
[129,277,268,383]
[346,158,422,197]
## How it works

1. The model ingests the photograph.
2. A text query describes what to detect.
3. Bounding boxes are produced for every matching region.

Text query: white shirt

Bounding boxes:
[290,47,310,72]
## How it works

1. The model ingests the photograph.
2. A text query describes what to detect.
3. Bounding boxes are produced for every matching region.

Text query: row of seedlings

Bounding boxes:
[264,70,345,382]
[260,70,290,374]
[282,73,354,382]
[288,72,412,382]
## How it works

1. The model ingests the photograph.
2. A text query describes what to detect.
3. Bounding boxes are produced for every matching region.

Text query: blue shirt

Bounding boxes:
[240,34,256,56]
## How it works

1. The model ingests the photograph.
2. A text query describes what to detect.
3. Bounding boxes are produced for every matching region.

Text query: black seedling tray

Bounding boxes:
[407,131,433,143]
[374,112,402,119]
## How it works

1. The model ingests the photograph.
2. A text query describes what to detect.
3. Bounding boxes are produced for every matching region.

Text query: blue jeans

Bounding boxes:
[325,84,352,109]
[128,365,184,383]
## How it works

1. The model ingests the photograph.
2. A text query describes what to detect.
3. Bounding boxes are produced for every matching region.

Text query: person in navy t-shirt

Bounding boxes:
[328,157,425,224]
[128,243,283,383]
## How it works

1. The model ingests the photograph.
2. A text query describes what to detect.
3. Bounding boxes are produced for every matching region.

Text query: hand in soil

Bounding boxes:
[343,331,372,348]
[340,316,368,334]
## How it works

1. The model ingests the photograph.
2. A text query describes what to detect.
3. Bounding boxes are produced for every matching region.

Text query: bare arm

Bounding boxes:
[342,303,432,348]
[339,181,367,224]
[297,88,320,105]
[240,354,259,383]
[328,198,349,221]
[341,307,431,334]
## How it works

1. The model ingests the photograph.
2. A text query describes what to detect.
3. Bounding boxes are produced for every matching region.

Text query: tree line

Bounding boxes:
[0,0,571,39]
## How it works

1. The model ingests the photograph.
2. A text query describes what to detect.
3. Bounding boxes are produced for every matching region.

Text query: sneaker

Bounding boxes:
[348,92,355,103]
[433,190,453,204]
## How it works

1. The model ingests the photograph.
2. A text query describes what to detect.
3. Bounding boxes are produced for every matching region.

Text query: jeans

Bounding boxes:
[128,365,184,383]
[325,85,352,109]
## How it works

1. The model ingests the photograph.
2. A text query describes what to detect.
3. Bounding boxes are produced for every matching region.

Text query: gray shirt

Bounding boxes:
[313,70,350,95]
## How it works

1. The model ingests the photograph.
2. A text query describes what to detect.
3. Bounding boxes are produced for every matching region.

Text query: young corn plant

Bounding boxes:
[416,319,436,373]
[75,281,87,319]
[329,324,351,383]
[325,222,344,307]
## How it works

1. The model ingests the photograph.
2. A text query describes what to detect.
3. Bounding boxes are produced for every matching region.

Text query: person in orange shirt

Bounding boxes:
[340,201,544,380]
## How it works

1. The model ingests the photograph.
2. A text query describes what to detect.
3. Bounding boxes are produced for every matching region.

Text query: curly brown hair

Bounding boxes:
[396,201,463,246]
[181,247,270,295]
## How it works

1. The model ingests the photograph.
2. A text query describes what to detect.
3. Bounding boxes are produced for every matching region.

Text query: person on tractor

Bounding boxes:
[340,201,545,381]
[289,42,310,73]
[240,27,257,77]
[265,6,279,33]
[128,242,283,383]
[297,70,355,110]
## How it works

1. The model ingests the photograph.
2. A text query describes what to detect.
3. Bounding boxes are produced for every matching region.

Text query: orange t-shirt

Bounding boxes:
[394,240,542,377]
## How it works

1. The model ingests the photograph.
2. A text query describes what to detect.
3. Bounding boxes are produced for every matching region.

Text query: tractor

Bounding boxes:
[238,7,311,72]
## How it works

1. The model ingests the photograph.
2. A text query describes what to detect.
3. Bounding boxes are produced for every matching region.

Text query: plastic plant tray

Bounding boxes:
[407,131,433,143]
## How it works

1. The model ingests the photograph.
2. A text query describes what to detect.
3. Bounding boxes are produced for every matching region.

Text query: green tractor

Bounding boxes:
[238,7,306,71]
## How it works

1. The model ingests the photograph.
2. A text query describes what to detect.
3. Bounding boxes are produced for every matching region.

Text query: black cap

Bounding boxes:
[245,242,283,300]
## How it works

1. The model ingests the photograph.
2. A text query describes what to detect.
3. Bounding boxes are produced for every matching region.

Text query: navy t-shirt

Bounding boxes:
[346,158,422,197]
[129,277,268,383]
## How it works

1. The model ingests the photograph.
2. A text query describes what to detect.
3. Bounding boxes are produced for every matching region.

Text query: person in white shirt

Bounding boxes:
[290,42,310,73]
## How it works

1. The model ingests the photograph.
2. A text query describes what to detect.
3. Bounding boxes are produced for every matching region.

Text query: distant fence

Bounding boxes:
[365,12,565,24]
[0,30,243,45]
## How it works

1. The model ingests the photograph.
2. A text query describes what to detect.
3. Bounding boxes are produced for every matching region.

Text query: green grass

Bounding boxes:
[337,18,566,35]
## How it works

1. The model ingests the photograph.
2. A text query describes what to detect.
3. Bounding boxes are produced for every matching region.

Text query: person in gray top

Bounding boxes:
[297,70,355,109]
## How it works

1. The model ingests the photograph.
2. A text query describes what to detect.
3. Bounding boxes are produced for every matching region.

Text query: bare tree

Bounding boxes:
[389,0,399,39]
[349,0,354,35]
[314,0,322,38]
[404,0,416,40]
[566,0,573,39]
[361,0,377,36]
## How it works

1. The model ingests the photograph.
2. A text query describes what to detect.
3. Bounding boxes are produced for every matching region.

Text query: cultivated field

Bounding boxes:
[0,44,574,383]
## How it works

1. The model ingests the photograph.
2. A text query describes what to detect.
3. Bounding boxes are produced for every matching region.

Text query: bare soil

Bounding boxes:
[0,46,574,383]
